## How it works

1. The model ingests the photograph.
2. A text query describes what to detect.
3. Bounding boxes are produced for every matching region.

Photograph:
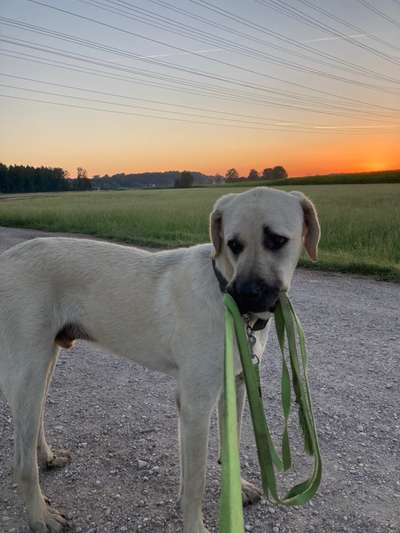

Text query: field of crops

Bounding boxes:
[0,183,399,280]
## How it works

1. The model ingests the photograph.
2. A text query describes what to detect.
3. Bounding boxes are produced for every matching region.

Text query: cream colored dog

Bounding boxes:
[0,187,320,533]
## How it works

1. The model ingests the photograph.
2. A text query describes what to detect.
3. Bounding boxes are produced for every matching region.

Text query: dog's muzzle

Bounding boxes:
[227,278,280,315]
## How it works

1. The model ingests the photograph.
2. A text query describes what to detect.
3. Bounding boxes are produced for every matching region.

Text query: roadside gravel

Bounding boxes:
[0,227,399,533]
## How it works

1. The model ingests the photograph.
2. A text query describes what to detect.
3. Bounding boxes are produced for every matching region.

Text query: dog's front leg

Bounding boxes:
[178,387,215,533]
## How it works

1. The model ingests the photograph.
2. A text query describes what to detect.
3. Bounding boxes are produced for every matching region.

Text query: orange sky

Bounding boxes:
[2,118,399,178]
[1,0,400,178]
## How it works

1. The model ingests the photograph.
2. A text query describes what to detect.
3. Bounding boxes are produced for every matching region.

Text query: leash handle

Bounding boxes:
[222,293,322,509]
[219,309,245,533]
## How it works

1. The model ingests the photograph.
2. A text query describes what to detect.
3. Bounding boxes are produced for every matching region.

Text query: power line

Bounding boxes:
[0,49,297,108]
[4,72,398,129]
[2,36,399,122]
[0,73,320,127]
[356,0,400,30]
[1,33,350,109]
[77,0,400,90]
[22,0,400,106]
[292,0,400,53]
[6,13,400,118]
[5,48,398,124]
[254,0,400,65]
[148,0,400,73]
[0,81,307,127]
[2,92,397,134]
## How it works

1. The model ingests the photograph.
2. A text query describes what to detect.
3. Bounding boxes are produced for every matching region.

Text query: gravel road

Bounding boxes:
[0,226,399,533]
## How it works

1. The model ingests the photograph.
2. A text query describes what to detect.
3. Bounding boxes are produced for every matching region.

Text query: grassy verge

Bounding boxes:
[0,184,399,281]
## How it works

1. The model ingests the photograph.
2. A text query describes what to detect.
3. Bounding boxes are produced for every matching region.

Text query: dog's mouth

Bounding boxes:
[227,283,280,316]
[239,302,276,316]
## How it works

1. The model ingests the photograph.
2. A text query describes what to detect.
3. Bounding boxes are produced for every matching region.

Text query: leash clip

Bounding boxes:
[245,317,260,367]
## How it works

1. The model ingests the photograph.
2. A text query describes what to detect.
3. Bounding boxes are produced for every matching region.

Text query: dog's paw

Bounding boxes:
[241,478,263,506]
[29,502,69,532]
[45,448,72,470]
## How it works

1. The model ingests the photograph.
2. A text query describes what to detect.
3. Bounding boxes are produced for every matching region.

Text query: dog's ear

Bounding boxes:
[291,191,321,261]
[209,208,223,256]
[210,194,237,256]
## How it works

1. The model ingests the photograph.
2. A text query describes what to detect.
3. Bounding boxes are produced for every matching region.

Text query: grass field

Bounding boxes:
[0,184,399,281]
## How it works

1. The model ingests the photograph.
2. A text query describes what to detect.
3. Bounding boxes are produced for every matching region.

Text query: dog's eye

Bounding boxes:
[227,238,244,256]
[263,229,288,251]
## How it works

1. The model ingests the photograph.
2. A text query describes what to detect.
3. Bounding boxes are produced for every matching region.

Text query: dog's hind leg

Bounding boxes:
[217,373,263,506]
[37,352,72,470]
[4,345,68,532]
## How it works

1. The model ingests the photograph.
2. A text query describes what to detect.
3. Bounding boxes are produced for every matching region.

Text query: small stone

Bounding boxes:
[137,460,148,469]
[273,527,280,533]
[357,424,364,432]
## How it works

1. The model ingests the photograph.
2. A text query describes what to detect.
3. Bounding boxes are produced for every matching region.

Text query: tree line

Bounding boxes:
[0,164,92,194]
[174,166,288,188]
[225,166,288,182]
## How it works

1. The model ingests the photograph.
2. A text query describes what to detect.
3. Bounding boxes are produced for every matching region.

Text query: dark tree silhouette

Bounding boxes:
[272,166,288,180]
[74,167,92,190]
[0,163,92,193]
[76,167,88,179]
[225,168,239,181]
[262,168,274,180]
[174,170,194,188]
[248,168,259,180]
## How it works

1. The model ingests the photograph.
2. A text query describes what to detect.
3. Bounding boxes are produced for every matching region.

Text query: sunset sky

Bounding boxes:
[1,0,399,177]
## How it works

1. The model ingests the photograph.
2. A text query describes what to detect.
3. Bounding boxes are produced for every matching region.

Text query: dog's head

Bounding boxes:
[210,187,320,317]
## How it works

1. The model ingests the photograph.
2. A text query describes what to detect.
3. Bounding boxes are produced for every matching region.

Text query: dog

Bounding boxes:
[0,187,320,532]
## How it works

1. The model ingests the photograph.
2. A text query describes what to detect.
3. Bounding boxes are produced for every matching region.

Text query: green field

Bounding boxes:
[0,184,399,281]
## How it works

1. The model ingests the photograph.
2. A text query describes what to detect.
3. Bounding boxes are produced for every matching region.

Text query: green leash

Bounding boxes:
[219,293,322,532]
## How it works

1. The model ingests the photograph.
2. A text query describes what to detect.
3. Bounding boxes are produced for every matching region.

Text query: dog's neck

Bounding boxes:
[211,257,229,293]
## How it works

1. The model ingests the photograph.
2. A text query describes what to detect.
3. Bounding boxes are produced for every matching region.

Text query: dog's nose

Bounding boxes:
[228,278,280,314]
[235,279,264,299]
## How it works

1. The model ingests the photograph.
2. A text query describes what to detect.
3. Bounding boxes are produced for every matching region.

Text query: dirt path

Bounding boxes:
[0,226,399,533]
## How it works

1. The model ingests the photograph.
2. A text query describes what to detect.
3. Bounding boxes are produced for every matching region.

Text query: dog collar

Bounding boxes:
[212,258,229,293]
[211,259,269,331]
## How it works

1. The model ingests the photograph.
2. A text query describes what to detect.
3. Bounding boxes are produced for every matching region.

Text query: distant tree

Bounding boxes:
[0,163,8,192]
[73,167,92,190]
[272,166,288,180]
[225,168,239,181]
[262,167,274,180]
[76,167,88,180]
[174,170,194,188]
[248,168,259,180]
